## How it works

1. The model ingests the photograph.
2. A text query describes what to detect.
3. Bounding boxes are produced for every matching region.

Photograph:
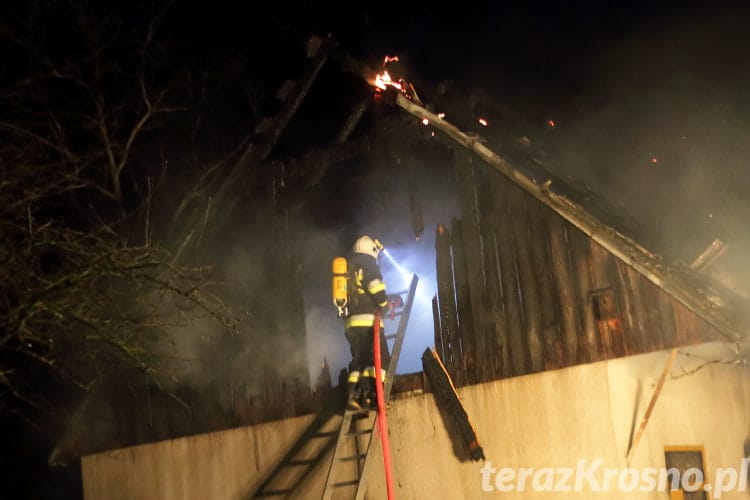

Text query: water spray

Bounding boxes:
[382,248,412,287]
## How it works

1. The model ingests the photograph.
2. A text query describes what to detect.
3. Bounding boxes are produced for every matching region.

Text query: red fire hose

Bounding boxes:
[373,311,395,500]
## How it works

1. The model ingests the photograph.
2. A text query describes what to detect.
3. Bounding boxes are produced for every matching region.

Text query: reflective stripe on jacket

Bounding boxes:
[345,313,384,330]
[349,252,387,313]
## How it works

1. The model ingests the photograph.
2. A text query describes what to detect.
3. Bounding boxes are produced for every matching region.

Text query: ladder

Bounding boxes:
[250,411,340,498]
[321,274,418,500]
[249,274,418,500]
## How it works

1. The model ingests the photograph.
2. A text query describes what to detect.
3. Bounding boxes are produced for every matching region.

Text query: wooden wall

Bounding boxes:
[434,152,723,386]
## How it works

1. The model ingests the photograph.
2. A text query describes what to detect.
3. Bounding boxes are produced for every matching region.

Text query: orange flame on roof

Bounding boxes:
[374,71,403,91]
[373,54,412,98]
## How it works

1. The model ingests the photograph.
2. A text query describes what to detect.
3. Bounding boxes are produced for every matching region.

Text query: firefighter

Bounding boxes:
[344,235,390,411]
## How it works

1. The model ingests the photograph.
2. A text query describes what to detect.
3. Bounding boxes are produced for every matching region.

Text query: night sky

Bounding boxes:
[4,0,750,497]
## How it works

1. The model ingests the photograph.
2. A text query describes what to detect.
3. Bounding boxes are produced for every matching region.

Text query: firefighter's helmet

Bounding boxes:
[353,235,384,259]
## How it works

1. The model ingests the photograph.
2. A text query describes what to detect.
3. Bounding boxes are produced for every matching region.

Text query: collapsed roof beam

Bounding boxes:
[194,38,330,237]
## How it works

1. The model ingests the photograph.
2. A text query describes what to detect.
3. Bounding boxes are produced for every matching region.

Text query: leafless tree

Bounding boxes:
[0,3,250,427]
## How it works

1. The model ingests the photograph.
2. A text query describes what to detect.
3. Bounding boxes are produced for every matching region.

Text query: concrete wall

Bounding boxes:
[82,343,750,499]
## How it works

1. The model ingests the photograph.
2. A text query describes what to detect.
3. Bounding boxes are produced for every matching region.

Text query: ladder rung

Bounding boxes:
[333,480,360,488]
[385,334,397,340]
[345,410,370,417]
[287,458,316,466]
[312,431,336,437]
[351,429,373,436]
[338,453,367,462]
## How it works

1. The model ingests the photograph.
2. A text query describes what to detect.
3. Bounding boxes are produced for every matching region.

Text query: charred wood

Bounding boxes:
[525,197,563,369]
[492,177,527,376]
[266,135,372,189]
[547,216,580,365]
[508,184,544,372]
[450,218,477,383]
[422,349,485,462]
[432,296,445,361]
[476,168,507,379]
[454,150,494,381]
[394,93,749,342]
[656,285,677,349]
[435,224,461,379]
[568,225,600,363]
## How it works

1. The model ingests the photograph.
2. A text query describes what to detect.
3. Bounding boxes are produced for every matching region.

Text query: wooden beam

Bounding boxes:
[206,37,330,234]
[435,224,461,378]
[304,94,372,187]
[422,349,485,462]
[510,186,544,372]
[394,93,749,341]
[626,348,678,462]
[270,134,371,188]
[547,216,580,365]
[568,225,600,363]
[450,218,478,383]
[454,151,495,380]
[493,177,527,376]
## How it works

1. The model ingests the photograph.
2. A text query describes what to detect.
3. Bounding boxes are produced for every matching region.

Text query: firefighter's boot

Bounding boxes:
[346,382,362,412]
[361,377,376,411]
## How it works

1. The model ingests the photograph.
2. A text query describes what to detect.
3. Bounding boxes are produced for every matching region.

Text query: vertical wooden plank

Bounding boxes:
[567,224,599,363]
[435,223,462,381]
[491,232,512,379]
[638,279,666,351]
[509,186,544,373]
[476,166,507,380]
[492,175,527,376]
[450,218,478,384]
[656,286,677,349]
[672,300,724,345]
[624,265,652,352]
[600,247,627,358]
[547,216,581,366]
[588,240,626,359]
[526,199,563,370]
[613,259,640,355]
[432,296,445,362]
[453,150,493,381]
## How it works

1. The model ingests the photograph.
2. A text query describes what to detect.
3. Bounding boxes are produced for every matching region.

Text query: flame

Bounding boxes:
[374,70,403,91]
[547,119,556,127]
[650,157,659,164]
[478,117,488,126]
[422,117,429,126]
[374,55,405,93]
[438,113,445,119]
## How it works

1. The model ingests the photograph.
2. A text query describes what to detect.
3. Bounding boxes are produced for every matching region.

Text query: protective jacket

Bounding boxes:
[345,252,388,329]
[344,251,389,388]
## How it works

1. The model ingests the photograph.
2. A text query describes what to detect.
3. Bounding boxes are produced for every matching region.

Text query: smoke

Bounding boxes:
[296,140,460,380]
[520,4,750,295]
[305,305,349,385]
